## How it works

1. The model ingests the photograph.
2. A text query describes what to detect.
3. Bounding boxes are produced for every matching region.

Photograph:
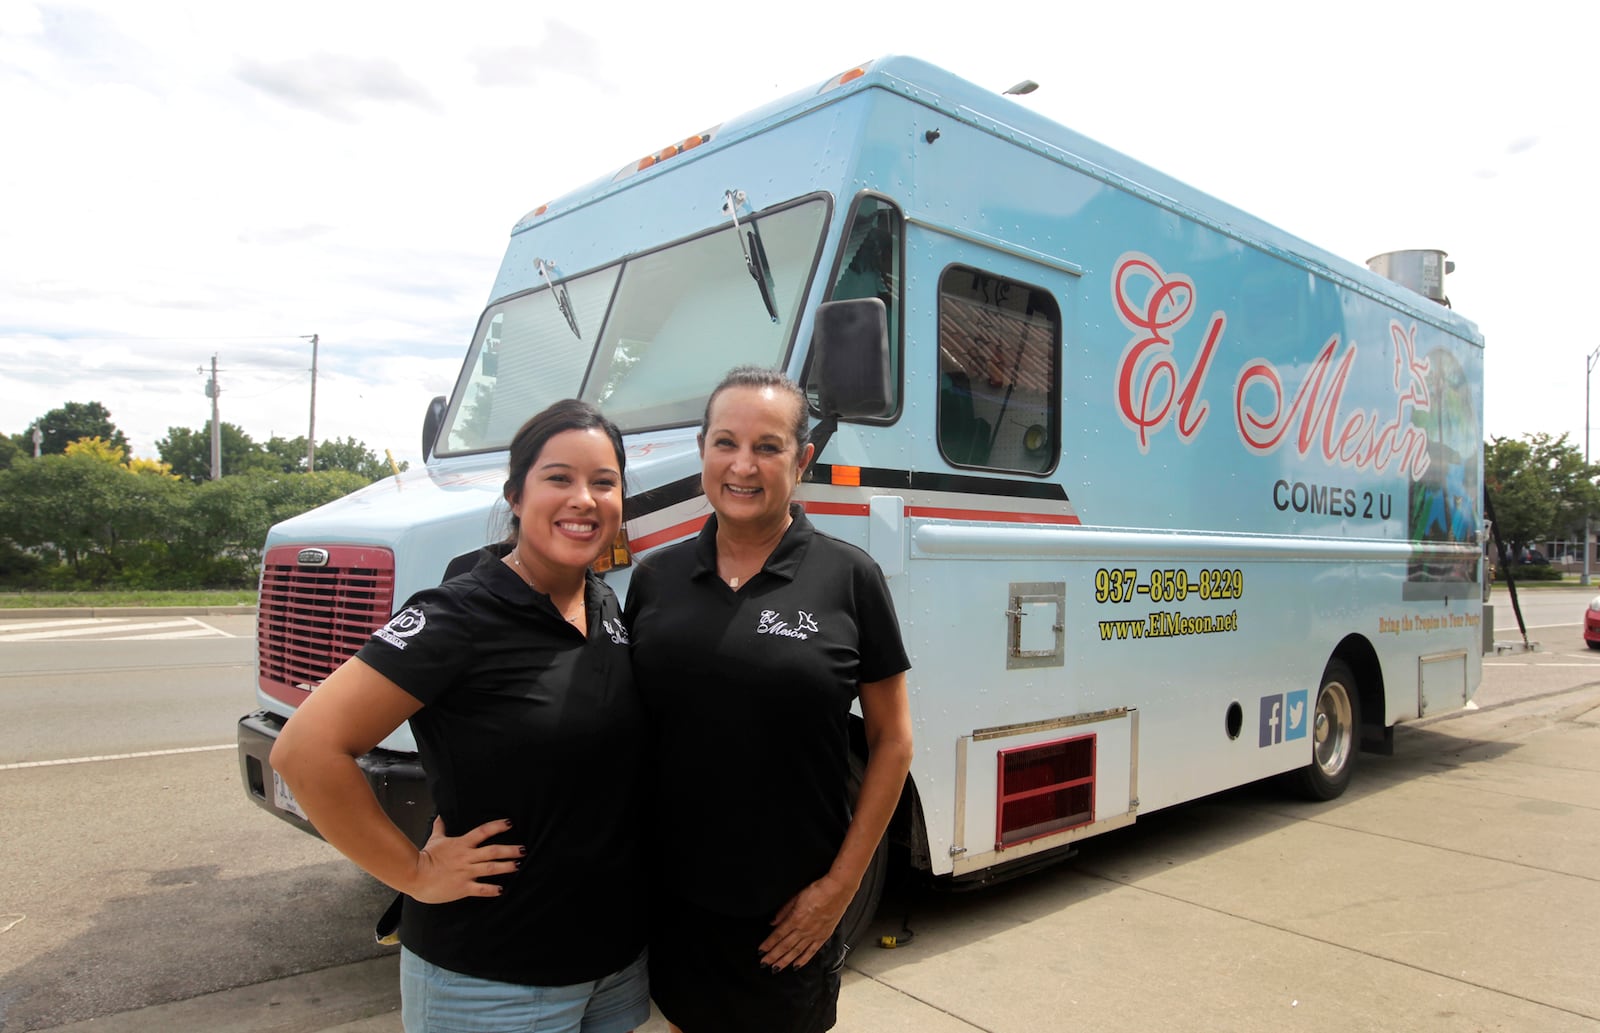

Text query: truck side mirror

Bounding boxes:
[810,298,892,419]
[421,395,448,462]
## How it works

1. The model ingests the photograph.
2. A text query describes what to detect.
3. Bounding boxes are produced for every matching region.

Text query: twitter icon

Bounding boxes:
[1284,689,1309,741]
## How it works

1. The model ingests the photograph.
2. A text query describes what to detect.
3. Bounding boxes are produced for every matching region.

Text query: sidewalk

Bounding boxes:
[36,674,1600,1032]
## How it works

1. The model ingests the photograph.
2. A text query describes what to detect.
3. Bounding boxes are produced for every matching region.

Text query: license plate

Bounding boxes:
[272,770,309,820]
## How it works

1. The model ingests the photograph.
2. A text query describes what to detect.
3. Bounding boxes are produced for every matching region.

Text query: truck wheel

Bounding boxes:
[1291,659,1360,801]
[837,752,888,952]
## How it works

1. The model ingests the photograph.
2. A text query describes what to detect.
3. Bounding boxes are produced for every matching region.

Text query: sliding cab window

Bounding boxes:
[937,267,1059,474]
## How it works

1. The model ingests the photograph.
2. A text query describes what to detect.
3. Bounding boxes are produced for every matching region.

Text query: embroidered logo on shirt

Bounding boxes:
[602,617,629,644]
[373,607,425,650]
[757,609,819,640]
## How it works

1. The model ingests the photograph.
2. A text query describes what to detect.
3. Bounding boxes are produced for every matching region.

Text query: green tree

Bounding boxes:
[156,423,276,482]
[0,453,182,585]
[312,435,406,480]
[262,435,309,474]
[21,401,129,456]
[1484,432,1600,556]
[178,470,372,583]
[0,433,19,470]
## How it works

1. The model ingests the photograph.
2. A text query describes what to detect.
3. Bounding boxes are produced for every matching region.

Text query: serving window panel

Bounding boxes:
[937,266,1059,473]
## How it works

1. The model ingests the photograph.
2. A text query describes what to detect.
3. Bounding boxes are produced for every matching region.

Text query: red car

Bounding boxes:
[1585,596,1600,650]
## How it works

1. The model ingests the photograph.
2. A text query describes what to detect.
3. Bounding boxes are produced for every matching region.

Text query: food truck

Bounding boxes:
[238,55,1485,943]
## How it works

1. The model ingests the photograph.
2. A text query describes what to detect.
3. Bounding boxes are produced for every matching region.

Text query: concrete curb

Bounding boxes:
[0,604,256,619]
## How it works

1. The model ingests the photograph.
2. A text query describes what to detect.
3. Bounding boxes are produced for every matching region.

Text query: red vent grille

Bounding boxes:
[258,544,396,705]
[995,733,1095,850]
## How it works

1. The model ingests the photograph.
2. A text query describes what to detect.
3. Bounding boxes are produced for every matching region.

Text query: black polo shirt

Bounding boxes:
[356,545,646,986]
[624,505,909,918]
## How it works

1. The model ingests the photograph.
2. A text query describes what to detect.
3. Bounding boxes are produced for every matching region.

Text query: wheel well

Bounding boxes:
[849,714,931,871]
[1332,634,1390,753]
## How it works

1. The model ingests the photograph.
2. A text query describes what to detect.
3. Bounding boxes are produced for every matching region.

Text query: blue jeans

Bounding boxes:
[400,947,649,1033]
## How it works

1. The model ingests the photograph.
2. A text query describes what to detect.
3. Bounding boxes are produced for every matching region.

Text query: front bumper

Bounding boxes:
[236,709,435,847]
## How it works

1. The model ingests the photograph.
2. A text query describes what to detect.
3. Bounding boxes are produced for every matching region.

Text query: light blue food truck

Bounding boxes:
[238,55,1485,944]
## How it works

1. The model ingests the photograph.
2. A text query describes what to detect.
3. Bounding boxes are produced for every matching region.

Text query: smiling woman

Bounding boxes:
[268,398,652,1033]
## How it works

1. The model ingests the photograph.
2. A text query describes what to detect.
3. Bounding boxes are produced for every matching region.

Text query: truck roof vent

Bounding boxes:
[1366,249,1455,307]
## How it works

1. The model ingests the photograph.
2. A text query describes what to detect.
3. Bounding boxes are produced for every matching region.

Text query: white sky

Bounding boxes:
[1,0,1591,469]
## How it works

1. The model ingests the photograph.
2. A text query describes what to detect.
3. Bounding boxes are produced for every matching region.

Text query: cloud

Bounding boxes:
[235,53,438,119]
[470,20,605,88]
[237,224,338,246]
[31,4,158,88]
[1506,136,1538,156]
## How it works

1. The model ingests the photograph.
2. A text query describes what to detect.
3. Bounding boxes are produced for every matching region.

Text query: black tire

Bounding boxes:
[1291,658,1360,801]
[1587,640,1600,651]
[836,753,889,952]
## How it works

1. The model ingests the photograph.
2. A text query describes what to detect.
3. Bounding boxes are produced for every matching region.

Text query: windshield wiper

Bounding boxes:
[723,190,779,323]
[535,258,582,339]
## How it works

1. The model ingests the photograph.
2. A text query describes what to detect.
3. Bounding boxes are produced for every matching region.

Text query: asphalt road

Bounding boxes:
[1489,582,1595,648]
[1,604,1596,1032]
[0,614,394,1032]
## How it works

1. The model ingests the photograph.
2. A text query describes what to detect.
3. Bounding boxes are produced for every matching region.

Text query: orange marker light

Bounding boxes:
[831,465,862,487]
[592,529,633,572]
[819,62,873,94]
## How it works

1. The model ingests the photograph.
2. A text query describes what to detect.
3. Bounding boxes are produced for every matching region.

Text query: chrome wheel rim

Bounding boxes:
[1313,679,1354,777]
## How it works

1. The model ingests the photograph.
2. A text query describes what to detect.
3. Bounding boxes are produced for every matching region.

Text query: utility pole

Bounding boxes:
[304,334,319,472]
[204,354,222,480]
[1586,345,1600,585]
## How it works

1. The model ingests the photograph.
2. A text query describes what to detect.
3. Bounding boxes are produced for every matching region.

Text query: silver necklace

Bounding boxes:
[511,551,585,625]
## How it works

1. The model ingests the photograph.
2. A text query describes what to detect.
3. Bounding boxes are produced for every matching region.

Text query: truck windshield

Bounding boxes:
[439,196,828,454]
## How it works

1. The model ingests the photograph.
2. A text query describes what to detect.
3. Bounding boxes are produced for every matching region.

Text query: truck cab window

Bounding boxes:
[443,267,619,454]
[937,267,1059,473]
[439,197,829,454]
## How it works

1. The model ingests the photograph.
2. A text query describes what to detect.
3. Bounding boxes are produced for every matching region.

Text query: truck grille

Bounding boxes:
[258,544,396,705]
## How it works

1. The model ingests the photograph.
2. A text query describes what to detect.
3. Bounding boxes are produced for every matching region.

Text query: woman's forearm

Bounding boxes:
[271,734,426,893]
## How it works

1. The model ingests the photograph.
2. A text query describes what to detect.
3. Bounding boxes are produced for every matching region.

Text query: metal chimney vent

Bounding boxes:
[1366,249,1454,306]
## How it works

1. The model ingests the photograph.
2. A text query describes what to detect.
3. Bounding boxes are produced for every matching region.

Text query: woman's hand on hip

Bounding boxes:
[406,817,523,904]
[759,873,853,970]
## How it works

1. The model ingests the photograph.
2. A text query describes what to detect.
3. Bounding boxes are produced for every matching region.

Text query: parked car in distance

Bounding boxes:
[1585,596,1600,650]
[1516,547,1551,567]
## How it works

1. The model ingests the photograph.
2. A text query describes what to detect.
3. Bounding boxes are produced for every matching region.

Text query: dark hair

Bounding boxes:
[503,399,626,539]
[700,365,809,448]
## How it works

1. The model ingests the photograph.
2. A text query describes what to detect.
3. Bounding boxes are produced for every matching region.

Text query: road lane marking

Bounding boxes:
[0,617,231,641]
[0,618,107,632]
[0,619,200,641]
[126,627,231,640]
[0,744,233,770]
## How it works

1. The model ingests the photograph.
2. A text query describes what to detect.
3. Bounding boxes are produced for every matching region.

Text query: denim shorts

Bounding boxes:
[399,947,650,1033]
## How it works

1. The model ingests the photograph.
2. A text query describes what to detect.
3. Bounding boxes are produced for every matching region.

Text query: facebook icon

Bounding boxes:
[1260,691,1311,746]
[1259,693,1283,746]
